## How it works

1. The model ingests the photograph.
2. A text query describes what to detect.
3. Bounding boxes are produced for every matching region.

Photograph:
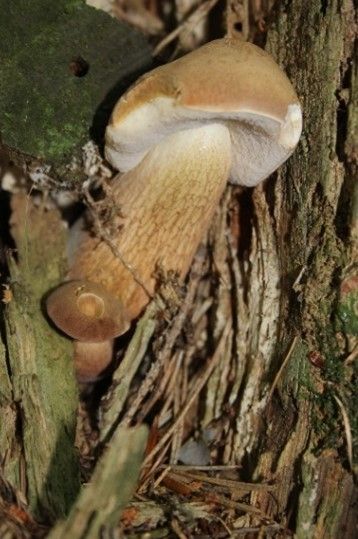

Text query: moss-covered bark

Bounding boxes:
[246,0,357,535]
[1,195,80,521]
[49,426,147,539]
[0,335,20,490]
[0,0,151,181]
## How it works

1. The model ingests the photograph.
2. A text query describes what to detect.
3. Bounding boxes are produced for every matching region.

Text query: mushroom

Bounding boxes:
[47,38,302,381]
[47,280,129,381]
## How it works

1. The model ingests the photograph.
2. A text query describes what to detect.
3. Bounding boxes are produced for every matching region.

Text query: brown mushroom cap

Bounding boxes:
[105,38,302,187]
[46,280,129,342]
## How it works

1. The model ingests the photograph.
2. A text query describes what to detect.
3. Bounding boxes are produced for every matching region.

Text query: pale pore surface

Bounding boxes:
[70,123,231,320]
[106,98,302,187]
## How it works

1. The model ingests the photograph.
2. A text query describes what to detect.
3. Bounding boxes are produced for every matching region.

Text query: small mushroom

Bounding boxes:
[47,280,128,381]
[47,38,302,381]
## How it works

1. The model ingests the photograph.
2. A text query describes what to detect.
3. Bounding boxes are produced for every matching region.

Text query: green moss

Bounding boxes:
[5,196,80,520]
[0,0,151,179]
[336,291,358,336]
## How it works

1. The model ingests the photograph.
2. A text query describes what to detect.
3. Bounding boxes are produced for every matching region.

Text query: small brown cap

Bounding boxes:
[47,280,129,342]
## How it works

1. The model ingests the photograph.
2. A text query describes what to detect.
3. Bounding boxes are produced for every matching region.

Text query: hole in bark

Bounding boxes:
[69,56,89,77]
[0,189,16,275]
[334,58,353,241]
[287,463,304,532]
[207,0,226,40]
[335,171,355,242]
[335,95,348,163]
[237,188,254,261]
[320,0,328,15]
[264,173,278,223]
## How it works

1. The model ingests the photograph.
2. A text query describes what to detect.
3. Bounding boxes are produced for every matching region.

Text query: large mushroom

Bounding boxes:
[47,38,302,381]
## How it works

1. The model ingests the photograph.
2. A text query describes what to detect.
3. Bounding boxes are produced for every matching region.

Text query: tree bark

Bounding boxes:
[0,196,80,522]
[198,0,356,535]
[242,0,357,535]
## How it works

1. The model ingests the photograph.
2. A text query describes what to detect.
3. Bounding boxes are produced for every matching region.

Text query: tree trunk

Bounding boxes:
[242,0,357,535]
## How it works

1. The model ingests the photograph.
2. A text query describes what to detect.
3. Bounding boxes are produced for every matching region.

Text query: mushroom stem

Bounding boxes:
[74,340,114,383]
[70,123,232,320]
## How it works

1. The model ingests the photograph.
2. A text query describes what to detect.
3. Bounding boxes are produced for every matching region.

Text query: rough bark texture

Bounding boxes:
[1,195,80,522]
[244,0,357,535]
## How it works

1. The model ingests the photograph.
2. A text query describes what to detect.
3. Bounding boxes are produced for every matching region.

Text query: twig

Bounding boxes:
[170,517,187,539]
[199,491,265,516]
[229,524,288,536]
[100,303,158,442]
[292,265,307,291]
[169,464,241,471]
[333,394,353,471]
[142,322,232,469]
[135,349,182,423]
[267,336,298,401]
[119,351,169,428]
[170,365,185,464]
[344,344,358,366]
[120,254,205,427]
[139,440,172,493]
[152,465,172,489]
[172,470,275,493]
[217,516,233,537]
[153,0,220,56]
